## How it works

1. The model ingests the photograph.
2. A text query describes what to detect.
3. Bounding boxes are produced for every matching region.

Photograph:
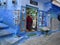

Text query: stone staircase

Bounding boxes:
[0,20,23,45]
[0,18,60,45]
[0,22,54,45]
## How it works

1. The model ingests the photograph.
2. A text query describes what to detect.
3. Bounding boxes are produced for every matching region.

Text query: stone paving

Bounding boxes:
[0,31,60,45]
[20,31,60,45]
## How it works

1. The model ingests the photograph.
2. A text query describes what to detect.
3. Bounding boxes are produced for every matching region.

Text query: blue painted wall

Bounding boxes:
[0,0,20,27]
[0,0,52,28]
[48,4,60,18]
[0,0,19,34]
[20,0,52,11]
[20,0,44,10]
[0,0,60,35]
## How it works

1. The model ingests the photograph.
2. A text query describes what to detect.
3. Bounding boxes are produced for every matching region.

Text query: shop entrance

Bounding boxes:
[26,6,38,32]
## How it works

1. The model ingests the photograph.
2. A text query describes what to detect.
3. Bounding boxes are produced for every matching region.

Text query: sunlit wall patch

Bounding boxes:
[52,0,60,7]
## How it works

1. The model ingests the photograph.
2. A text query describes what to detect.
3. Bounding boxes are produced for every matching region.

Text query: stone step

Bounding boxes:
[4,37,23,45]
[0,30,13,37]
[0,23,9,29]
[5,27,16,33]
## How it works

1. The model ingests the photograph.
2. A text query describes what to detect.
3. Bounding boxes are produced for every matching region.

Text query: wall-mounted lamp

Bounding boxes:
[2,1,7,7]
[0,2,2,6]
[3,2,6,5]
[12,0,17,5]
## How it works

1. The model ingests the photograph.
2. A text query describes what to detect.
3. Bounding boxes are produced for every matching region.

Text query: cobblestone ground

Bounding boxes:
[20,31,60,45]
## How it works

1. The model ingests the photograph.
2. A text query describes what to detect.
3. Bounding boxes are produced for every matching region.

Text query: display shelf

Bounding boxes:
[20,6,26,32]
[13,10,20,25]
[38,11,48,30]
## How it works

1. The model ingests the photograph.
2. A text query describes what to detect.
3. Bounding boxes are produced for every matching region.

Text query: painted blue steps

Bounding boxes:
[0,36,23,45]
[0,23,14,38]
[4,36,23,45]
[0,23,9,29]
[0,29,13,37]
[0,22,24,45]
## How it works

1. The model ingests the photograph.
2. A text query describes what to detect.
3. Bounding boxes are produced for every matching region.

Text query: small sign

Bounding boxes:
[30,0,38,6]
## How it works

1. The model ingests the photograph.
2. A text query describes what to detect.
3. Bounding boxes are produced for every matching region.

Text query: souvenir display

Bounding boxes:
[20,6,26,32]
[37,11,43,30]
[13,10,20,25]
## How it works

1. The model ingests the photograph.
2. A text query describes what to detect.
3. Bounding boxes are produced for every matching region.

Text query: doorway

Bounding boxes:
[26,6,38,32]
